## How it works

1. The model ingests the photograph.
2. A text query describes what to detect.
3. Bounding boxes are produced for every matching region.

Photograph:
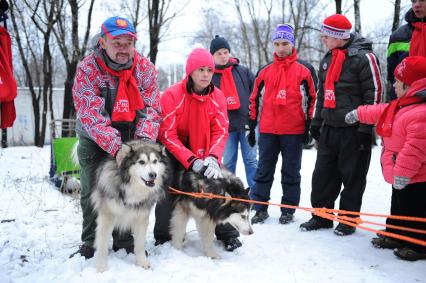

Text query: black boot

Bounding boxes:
[334,223,356,236]
[279,213,294,224]
[222,237,242,252]
[300,217,333,231]
[69,244,95,259]
[371,237,404,249]
[251,210,269,224]
[394,247,426,261]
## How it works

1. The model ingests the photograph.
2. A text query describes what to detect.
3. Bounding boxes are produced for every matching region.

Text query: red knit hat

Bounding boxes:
[321,14,352,39]
[185,48,215,76]
[394,56,426,86]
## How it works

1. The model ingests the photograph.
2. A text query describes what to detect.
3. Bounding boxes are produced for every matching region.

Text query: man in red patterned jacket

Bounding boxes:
[71,16,161,259]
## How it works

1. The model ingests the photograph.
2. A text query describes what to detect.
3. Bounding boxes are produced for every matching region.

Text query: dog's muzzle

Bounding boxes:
[142,172,157,187]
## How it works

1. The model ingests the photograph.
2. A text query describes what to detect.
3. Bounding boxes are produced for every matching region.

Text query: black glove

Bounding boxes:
[310,124,321,142]
[303,119,311,144]
[357,131,372,150]
[247,130,256,147]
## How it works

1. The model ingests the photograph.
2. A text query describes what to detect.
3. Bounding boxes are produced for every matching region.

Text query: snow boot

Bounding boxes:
[251,210,269,224]
[69,244,95,259]
[334,223,356,236]
[394,247,426,261]
[279,213,294,224]
[300,217,333,231]
[371,237,404,249]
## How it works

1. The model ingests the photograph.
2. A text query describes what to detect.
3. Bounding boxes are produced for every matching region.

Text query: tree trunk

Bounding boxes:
[56,0,95,136]
[61,61,77,136]
[392,0,401,32]
[335,0,342,14]
[1,129,7,148]
[354,0,361,33]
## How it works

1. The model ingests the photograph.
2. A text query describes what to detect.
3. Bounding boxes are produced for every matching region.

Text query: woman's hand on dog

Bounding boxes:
[203,157,223,179]
[191,157,223,179]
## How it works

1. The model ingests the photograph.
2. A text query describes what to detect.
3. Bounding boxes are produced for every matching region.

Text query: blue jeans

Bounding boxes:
[249,133,303,214]
[222,130,258,188]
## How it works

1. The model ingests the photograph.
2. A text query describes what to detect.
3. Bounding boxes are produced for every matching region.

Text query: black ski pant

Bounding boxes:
[310,125,371,222]
[386,182,426,252]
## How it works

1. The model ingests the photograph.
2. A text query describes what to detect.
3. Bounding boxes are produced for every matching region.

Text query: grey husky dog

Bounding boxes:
[91,141,169,272]
[170,168,253,259]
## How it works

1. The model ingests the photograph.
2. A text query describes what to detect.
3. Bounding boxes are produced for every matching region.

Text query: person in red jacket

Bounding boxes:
[247,24,317,225]
[345,56,426,261]
[154,48,243,252]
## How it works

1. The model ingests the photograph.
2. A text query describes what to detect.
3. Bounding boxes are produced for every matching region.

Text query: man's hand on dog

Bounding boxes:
[191,157,223,179]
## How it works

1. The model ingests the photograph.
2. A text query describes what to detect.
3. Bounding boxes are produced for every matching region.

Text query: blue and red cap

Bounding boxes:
[100,16,137,39]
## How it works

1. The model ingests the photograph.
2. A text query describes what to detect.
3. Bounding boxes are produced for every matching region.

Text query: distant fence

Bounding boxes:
[5,87,65,146]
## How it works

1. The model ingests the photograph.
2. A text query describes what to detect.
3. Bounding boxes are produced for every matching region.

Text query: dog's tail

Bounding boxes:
[71,140,79,166]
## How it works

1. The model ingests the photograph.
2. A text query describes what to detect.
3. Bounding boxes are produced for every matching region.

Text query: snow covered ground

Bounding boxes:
[0,145,424,283]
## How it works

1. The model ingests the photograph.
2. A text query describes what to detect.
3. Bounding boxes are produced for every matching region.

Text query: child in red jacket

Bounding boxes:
[346,56,426,261]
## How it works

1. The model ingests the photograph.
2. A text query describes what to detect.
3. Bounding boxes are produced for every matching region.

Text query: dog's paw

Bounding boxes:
[95,262,108,273]
[205,250,221,259]
[171,240,183,250]
[136,258,151,270]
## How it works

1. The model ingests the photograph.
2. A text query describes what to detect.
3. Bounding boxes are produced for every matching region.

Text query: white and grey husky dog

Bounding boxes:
[170,168,253,259]
[91,141,169,272]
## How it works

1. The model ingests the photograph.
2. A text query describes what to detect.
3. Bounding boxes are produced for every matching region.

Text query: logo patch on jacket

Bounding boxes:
[113,99,130,113]
[323,62,328,70]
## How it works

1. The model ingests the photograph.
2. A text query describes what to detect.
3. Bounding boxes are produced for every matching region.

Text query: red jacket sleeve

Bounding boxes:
[357,103,388,125]
[248,69,265,125]
[305,71,317,119]
[73,58,122,156]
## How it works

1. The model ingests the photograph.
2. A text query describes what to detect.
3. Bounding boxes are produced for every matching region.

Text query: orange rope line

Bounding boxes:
[168,186,426,247]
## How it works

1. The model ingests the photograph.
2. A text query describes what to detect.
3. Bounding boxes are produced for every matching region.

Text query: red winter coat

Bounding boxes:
[249,49,316,134]
[357,78,426,185]
[159,79,229,169]
[73,49,161,156]
[0,26,17,128]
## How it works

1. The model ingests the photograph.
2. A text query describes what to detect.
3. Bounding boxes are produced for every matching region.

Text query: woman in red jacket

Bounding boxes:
[154,48,243,251]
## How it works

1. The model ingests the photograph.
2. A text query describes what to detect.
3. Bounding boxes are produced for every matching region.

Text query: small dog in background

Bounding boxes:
[91,141,169,272]
[170,168,253,259]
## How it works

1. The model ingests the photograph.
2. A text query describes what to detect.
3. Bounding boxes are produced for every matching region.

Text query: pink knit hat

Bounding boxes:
[185,48,215,76]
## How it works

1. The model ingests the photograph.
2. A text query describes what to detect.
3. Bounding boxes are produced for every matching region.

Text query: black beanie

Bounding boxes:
[209,35,231,54]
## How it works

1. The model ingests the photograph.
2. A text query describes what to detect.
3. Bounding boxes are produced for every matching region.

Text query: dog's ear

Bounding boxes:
[161,145,168,157]
[120,143,132,155]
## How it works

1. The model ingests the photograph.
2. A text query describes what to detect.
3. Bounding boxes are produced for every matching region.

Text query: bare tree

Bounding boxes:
[234,0,274,70]
[392,0,401,32]
[9,0,61,146]
[335,0,342,14]
[53,0,95,134]
[147,0,188,64]
[354,0,361,33]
